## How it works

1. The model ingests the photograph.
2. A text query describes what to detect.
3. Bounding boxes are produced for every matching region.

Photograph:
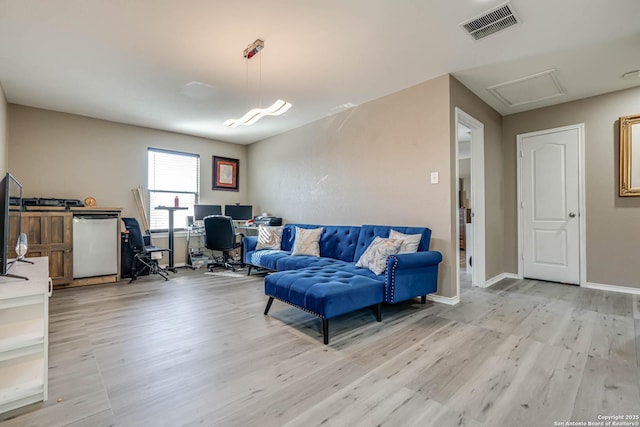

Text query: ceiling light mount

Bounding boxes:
[243,39,264,60]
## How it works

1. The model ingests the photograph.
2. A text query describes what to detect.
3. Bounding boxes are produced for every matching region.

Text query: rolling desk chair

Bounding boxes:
[122,217,171,282]
[203,215,244,272]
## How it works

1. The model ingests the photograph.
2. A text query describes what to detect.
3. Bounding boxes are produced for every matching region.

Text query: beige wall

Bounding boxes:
[248,75,457,297]
[8,77,637,292]
[8,105,248,265]
[503,86,640,288]
[449,76,504,282]
[0,83,7,175]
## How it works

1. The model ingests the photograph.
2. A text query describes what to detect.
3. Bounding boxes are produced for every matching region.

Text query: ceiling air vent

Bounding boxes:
[460,2,520,41]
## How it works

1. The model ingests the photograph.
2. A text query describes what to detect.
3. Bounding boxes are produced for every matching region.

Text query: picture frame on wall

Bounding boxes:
[212,156,239,191]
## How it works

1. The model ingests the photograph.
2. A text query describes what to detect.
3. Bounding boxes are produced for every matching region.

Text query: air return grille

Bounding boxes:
[460,2,520,40]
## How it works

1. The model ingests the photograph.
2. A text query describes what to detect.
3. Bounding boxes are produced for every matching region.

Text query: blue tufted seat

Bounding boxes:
[264,267,384,344]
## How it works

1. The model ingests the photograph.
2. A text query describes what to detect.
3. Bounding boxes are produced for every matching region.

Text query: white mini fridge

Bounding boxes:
[73,216,119,278]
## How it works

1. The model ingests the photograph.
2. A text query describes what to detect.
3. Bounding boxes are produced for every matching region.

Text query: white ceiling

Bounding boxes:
[1,1,639,145]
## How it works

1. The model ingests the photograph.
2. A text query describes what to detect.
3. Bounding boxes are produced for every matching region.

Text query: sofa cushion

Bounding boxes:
[264,267,384,319]
[389,229,421,254]
[354,225,431,261]
[276,255,350,271]
[282,224,361,262]
[256,225,284,250]
[246,249,290,270]
[332,263,381,280]
[355,237,403,275]
[291,226,323,256]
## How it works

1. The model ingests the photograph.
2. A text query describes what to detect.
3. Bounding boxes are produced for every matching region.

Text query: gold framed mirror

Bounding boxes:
[619,114,640,196]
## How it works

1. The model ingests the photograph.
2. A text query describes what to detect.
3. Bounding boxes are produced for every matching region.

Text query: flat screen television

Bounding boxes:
[194,204,222,221]
[224,204,253,221]
[0,173,27,279]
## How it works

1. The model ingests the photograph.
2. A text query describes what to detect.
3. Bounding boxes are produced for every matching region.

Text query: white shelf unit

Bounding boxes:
[0,257,50,415]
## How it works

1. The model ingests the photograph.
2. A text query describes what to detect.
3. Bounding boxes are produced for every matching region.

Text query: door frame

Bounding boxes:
[516,123,587,286]
[455,108,485,294]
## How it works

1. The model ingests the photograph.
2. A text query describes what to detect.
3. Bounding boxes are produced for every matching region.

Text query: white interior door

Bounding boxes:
[519,126,581,284]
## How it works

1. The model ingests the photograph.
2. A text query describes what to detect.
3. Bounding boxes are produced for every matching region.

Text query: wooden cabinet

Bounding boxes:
[12,212,73,286]
[0,257,50,414]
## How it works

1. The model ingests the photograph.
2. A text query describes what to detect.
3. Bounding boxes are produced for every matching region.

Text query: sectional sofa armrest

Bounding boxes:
[384,251,443,303]
[244,235,258,253]
[389,251,442,269]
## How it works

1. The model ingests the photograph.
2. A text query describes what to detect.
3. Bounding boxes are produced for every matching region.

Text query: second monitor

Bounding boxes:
[194,204,222,221]
[224,205,252,221]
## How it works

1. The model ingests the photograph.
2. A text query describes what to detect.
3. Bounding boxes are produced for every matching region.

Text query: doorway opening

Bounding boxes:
[455,108,485,296]
[458,123,472,290]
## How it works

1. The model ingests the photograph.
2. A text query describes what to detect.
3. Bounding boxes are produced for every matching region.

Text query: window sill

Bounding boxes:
[150,230,190,238]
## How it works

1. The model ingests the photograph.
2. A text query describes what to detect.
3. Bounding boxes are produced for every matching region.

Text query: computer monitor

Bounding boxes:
[224,205,253,220]
[194,204,222,220]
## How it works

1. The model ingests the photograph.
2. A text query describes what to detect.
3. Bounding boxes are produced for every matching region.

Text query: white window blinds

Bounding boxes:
[148,148,200,230]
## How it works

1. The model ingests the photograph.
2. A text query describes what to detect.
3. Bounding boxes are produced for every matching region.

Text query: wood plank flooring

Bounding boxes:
[0,270,638,427]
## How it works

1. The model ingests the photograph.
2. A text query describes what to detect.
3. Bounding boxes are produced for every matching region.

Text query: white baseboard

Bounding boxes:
[583,281,640,296]
[427,294,460,306]
[483,273,519,288]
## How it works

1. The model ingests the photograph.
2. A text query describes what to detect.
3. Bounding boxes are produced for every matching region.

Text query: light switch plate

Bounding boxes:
[430,172,439,184]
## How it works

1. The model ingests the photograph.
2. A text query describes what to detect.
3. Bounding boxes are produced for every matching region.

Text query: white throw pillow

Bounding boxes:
[291,227,323,256]
[355,236,403,275]
[256,225,284,250]
[389,229,422,254]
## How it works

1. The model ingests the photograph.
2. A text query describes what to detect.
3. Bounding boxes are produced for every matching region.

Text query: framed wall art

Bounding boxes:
[212,156,239,192]
[619,114,640,196]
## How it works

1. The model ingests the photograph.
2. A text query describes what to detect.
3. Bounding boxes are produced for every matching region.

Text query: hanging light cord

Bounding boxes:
[259,49,263,108]
[245,57,249,113]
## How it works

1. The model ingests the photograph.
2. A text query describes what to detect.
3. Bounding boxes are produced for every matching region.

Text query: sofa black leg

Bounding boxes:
[264,297,274,315]
[322,318,329,345]
[421,295,427,304]
[247,265,252,276]
[375,303,382,322]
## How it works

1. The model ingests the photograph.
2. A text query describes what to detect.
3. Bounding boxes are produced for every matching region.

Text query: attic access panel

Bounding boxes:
[488,69,567,108]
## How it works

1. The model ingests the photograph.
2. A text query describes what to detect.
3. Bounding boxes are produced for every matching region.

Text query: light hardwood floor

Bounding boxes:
[1,268,638,427]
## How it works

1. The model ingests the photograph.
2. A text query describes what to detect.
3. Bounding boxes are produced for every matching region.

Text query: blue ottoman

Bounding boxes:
[264,267,384,344]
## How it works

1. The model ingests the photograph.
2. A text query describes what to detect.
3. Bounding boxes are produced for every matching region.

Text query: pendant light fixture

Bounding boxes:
[224,39,292,128]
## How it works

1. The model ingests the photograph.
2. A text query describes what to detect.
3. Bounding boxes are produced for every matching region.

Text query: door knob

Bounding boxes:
[569,212,576,218]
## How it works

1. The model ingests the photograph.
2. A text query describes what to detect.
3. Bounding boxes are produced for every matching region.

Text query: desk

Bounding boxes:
[154,206,187,271]
[185,225,207,268]
[235,224,259,236]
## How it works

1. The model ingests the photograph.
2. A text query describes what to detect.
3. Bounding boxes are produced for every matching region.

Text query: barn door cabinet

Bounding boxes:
[10,211,73,287]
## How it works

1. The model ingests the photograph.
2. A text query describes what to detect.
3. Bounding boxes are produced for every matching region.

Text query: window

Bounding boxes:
[148,148,200,231]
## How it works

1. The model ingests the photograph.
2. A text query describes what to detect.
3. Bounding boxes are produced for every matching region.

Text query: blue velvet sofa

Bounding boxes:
[243,224,443,344]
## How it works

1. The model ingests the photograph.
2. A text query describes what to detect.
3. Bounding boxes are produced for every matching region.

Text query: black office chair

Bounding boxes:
[121,217,171,282]
[203,215,244,272]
